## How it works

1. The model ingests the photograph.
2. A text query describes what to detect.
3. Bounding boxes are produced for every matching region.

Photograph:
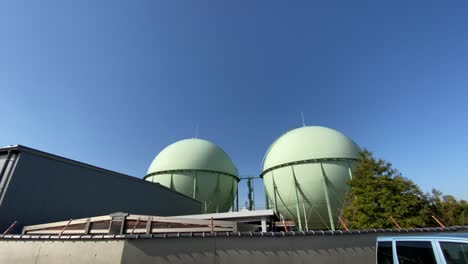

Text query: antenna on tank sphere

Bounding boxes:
[195,124,199,139]
[301,112,306,127]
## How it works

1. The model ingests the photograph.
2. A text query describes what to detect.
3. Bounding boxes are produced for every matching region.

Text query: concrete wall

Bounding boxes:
[0,229,465,264]
[0,240,124,264]
[0,235,373,264]
[0,148,201,231]
[122,234,376,264]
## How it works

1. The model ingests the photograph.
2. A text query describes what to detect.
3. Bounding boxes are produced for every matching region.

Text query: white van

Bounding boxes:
[376,233,468,264]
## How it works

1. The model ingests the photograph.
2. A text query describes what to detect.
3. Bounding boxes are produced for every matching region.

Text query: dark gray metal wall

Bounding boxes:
[0,148,201,231]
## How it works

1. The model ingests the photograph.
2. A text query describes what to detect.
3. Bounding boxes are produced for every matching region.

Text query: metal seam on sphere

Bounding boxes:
[144,169,239,181]
[260,157,357,178]
[260,130,291,171]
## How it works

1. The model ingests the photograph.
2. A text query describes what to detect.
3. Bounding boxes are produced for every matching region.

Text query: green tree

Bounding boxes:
[342,150,431,229]
[428,189,468,226]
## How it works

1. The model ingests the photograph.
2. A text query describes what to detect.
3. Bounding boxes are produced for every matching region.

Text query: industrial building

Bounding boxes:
[0,145,201,232]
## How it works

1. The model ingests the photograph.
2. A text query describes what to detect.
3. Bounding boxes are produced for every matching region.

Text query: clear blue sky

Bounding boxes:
[1,1,468,206]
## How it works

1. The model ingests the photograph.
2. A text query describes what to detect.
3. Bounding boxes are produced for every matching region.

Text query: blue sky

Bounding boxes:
[1,1,468,206]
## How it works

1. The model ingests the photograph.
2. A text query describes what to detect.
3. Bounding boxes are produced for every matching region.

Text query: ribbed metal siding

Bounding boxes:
[0,149,201,232]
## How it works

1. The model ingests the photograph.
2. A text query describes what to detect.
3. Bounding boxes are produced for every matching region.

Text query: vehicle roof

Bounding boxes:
[377,233,468,242]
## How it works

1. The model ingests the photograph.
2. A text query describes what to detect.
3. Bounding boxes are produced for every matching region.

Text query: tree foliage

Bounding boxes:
[342,150,431,229]
[428,189,468,226]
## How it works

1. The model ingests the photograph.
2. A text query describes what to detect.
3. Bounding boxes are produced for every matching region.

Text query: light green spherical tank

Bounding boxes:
[261,126,360,231]
[145,139,238,213]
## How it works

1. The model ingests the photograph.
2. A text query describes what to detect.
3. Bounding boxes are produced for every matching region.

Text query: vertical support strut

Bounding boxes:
[320,163,335,231]
[347,161,353,180]
[252,179,255,210]
[264,184,270,210]
[302,202,309,231]
[192,172,197,199]
[235,187,239,211]
[231,180,236,212]
[170,173,174,190]
[291,166,303,231]
[215,173,220,213]
[271,172,279,213]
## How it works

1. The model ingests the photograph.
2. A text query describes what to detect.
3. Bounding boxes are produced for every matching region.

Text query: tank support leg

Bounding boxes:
[193,172,197,199]
[264,184,270,209]
[232,181,236,212]
[291,166,303,231]
[320,163,335,231]
[272,173,279,214]
[302,201,309,231]
[215,173,220,213]
[170,173,174,190]
[347,161,353,180]
[236,187,239,211]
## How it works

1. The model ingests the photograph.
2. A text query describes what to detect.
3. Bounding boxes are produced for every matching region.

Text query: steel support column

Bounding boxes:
[215,173,220,213]
[192,172,197,199]
[170,173,174,190]
[235,188,239,211]
[320,163,335,231]
[231,181,236,212]
[302,201,309,231]
[347,161,353,180]
[271,173,279,213]
[291,166,303,231]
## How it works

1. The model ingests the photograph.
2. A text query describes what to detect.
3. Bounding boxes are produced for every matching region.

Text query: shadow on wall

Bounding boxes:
[121,234,376,264]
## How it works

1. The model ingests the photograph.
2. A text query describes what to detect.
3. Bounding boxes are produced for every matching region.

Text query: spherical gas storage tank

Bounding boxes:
[145,139,239,213]
[261,126,360,231]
